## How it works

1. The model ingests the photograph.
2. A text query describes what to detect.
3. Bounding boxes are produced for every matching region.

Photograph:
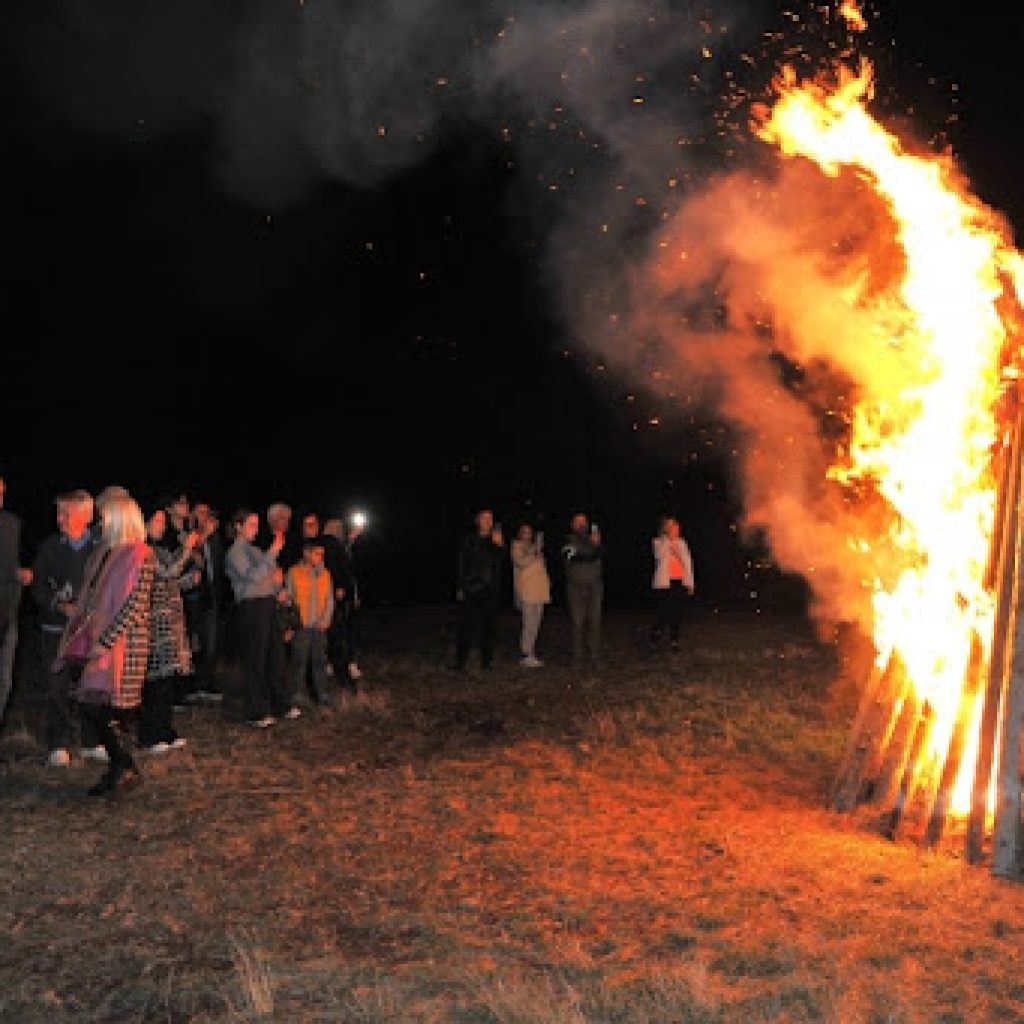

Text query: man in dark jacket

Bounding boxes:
[0,476,31,726]
[453,509,505,670]
[562,511,604,671]
[187,501,228,700]
[30,488,102,765]
[322,515,364,688]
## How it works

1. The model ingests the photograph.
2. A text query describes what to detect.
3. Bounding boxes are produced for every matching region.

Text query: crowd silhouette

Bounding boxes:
[0,477,696,797]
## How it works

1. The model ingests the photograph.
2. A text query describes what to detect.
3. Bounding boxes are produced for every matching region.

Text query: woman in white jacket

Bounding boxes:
[511,523,551,668]
[651,516,695,650]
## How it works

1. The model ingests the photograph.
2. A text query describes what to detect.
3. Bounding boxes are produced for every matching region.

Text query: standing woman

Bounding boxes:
[511,522,551,668]
[224,508,292,727]
[55,493,156,796]
[139,506,199,753]
[650,515,695,651]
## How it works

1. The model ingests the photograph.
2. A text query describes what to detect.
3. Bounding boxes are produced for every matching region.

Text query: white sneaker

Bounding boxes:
[520,656,543,668]
[250,715,276,729]
[80,745,110,763]
[347,663,363,681]
[284,706,302,720]
[146,742,171,755]
[47,748,71,768]
[169,737,188,750]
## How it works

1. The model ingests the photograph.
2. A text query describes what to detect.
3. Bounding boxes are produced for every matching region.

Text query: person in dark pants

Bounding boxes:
[0,475,32,727]
[453,509,505,670]
[30,488,103,766]
[139,506,199,752]
[224,509,298,727]
[561,512,604,671]
[322,515,365,687]
[54,493,156,797]
[650,515,695,650]
[188,501,228,700]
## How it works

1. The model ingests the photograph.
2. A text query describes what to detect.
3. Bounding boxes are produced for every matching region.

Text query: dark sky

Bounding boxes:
[3,1,1021,607]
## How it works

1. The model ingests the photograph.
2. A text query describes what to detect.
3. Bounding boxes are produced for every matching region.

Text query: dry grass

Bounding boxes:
[2,607,1024,1023]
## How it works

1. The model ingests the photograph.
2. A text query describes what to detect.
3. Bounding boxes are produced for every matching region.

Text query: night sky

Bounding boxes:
[3,1,1021,608]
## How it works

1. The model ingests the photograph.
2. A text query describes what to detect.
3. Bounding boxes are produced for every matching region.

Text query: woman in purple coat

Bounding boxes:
[55,493,156,797]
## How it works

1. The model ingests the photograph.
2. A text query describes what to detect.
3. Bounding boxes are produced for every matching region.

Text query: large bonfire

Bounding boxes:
[751,5,1024,867]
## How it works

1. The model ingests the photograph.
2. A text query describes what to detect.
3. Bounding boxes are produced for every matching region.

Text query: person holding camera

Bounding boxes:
[224,508,296,727]
[511,522,550,668]
[561,511,604,672]
[452,509,505,671]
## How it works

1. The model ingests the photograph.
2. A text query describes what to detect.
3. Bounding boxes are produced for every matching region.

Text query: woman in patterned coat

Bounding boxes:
[55,493,156,797]
[139,507,198,752]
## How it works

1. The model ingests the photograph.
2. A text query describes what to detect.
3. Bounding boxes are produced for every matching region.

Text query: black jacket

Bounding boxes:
[457,533,504,598]
[30,532,100,632]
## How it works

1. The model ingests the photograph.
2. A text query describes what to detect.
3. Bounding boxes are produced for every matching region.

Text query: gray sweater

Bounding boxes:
[225,537,280,602]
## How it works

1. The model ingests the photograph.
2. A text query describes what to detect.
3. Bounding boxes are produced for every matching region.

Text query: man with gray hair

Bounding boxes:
[266,501,300,570]
[30,488,103,765]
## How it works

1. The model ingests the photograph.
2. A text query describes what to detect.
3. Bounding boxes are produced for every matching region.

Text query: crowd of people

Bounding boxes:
[453,507,697,675]
[0,481,366,796]
[0,475,696,799]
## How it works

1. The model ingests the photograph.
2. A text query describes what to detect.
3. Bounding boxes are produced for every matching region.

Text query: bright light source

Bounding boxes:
[351,510,368,529]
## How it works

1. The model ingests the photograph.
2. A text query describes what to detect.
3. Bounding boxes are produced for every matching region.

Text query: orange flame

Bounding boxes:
[838,0,867,33]
[754,57,1024,814]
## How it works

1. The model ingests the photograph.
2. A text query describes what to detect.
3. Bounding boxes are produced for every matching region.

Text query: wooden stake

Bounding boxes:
[830,649,896,812]
[967,420,1023,863]
[869,678,916,809]
[992,549,1024,876]
[992,409,1024,877]
[881,701,933,842]
[924,631,984,848]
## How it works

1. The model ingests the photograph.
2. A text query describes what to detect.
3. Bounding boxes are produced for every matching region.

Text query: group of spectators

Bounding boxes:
[0,476,697,799]
[0,479,363,797]
[453,507,697,673]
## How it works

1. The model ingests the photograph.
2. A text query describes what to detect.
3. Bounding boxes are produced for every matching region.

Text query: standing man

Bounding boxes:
[323,515,365,688]
[189,501,227,700]
[0,476,32,726]
[266,501,300,571]
[562,511,604,672]
[30,488,102,765]
[453,509,505,671]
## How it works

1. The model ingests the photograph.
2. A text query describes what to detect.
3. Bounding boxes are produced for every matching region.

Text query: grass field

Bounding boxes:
[2,606,1024,1023]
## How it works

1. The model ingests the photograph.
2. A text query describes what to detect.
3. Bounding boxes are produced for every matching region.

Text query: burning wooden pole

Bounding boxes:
[880,699,933,842]
[991,444,1024,875]
[830,648,897,812]
[967,416,1023,863]
[923,632,984,848]
[832,409,1024,874]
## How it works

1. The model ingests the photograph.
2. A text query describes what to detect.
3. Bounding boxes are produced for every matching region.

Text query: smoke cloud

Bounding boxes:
[8,0,921,631]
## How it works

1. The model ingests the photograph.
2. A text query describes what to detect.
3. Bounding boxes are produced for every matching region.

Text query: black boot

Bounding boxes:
[88,764,141,797]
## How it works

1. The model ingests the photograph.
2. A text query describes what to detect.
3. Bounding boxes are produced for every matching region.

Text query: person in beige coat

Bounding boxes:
[511,523,551,668]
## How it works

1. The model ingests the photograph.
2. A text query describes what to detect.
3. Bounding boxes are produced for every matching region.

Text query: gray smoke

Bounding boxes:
[11,0,894,630]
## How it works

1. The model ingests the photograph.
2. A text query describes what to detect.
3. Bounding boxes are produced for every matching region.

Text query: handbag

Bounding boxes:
[56,614,95,682]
